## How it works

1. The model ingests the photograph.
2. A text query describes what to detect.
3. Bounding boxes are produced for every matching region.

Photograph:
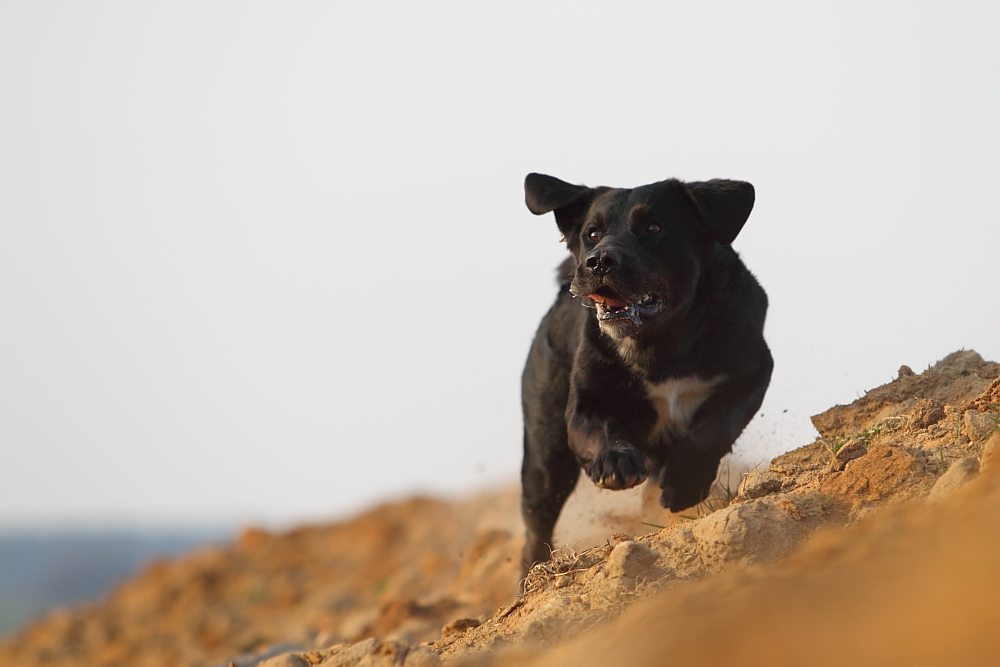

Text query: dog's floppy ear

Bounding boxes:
[524,173,589,215]
[686,180,755,245]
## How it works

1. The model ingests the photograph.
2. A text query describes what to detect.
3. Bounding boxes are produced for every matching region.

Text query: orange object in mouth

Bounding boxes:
[587,292,628,309]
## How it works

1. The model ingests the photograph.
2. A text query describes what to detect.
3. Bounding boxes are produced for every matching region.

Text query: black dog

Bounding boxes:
[520,173,773,574]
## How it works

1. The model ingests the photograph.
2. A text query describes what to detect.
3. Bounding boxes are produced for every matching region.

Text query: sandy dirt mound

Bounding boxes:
[505,434,1000,667]
[0,495,525,667]
[1,351,998,667]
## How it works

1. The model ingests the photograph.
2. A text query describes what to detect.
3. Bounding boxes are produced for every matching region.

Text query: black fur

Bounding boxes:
[520,173,772,576]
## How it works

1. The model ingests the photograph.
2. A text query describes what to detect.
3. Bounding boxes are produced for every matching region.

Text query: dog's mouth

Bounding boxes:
[586,287,665,322]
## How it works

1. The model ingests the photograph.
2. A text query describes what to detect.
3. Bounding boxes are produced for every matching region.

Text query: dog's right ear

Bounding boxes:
[524,173,589,215]
[525,174,593,246]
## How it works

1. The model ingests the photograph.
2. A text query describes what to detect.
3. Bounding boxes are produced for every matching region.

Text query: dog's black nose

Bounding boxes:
[585,249,620,276]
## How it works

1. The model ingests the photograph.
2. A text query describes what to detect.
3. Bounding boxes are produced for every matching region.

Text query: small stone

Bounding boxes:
[605,541,662,583]
[928,457,980,504]
[964,410,998,441]
[909,399,947,430]
[259,653,309,667]
[524,620,546,644]
[981,434,999,473]
[318,638,378,667]
[589,541,665,602]
[830,437,867,472]
[440,618,480,638]
[737,471,783,499]
[224,644,308,667]
[898,365,915,378]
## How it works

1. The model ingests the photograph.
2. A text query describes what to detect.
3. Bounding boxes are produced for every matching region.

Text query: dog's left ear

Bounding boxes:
[686,180,755,245]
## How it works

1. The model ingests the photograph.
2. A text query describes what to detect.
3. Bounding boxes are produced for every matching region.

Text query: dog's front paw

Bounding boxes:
[590,448,648,490]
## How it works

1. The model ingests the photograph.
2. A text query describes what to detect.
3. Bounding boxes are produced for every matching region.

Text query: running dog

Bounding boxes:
[520,173,773,574]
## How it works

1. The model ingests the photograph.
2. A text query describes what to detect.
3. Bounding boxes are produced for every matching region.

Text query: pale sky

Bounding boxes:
[1,1,998,531]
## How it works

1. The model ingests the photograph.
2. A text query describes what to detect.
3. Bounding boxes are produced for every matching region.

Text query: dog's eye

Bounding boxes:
[586,229,603,242]
[646,223,662,235]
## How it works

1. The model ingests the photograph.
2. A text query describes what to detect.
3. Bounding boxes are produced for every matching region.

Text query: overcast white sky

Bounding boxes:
[1,1,997,532]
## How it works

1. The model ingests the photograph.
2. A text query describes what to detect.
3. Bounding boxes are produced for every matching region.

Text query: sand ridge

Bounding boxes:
[1,351,998,667]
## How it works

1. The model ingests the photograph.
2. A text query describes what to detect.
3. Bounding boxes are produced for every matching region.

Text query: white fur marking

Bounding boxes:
[615,338,647,367]
[645,375,723,439]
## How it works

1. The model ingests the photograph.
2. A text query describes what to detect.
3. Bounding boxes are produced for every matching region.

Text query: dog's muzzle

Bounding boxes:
[588,290,664,323]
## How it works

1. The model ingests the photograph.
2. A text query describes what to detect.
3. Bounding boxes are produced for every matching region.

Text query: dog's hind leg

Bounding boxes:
[520,433,579,578]
[520,291,582,579]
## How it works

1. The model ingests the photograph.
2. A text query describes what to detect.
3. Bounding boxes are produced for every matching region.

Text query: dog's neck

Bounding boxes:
[604,297,699,375]
[612,336,652,373]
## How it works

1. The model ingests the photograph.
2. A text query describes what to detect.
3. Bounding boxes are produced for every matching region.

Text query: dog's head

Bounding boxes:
[525,173,755,340]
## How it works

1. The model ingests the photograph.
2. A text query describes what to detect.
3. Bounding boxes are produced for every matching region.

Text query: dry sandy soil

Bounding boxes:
[2,350,999,667]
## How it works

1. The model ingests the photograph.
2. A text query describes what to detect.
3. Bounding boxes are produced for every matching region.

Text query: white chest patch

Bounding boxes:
[644,375,724,440]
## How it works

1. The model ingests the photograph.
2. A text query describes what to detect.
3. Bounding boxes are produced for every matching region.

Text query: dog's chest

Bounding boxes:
[643,375,721,439]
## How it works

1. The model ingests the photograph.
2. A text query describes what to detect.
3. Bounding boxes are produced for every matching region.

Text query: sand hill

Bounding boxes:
[2,350,998,667]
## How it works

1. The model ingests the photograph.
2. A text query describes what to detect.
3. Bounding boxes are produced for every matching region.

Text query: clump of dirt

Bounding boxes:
[2,351,998,667]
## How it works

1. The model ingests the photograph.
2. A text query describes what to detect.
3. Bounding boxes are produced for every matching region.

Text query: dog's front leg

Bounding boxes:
[659,353,773,511]
[567,404,649,491]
